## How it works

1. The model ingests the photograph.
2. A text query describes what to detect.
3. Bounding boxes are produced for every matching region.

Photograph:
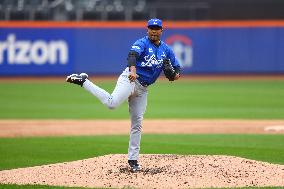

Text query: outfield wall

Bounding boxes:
[0,21,284,76]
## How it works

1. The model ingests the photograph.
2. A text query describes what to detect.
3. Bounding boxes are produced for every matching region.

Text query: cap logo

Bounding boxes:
[147,18,162,28]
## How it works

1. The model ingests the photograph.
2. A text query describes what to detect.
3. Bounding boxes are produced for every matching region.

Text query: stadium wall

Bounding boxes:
[0,21,284,76]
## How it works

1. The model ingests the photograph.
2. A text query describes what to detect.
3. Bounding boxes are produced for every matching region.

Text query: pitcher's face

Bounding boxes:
[147,26,163,43]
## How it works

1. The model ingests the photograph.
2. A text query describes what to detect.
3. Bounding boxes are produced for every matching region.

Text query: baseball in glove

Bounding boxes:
[163,59,177,81]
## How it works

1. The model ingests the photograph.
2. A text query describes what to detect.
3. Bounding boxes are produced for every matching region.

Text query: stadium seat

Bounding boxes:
[0,11,5,20]
[132,9,149,20]
[9,9,29,20]
[107,10,125,20]
[33,10,50,20]
[82,10,102,20]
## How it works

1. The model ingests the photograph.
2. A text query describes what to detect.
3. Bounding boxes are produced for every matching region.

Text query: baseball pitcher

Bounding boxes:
[66,18,181,172]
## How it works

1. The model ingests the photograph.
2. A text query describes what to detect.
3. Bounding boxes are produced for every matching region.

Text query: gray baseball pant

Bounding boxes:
[83,68,148,160]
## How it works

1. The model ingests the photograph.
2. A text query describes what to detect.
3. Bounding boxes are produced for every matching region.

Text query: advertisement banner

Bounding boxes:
[0,28,73,75]
[0,21,284,76]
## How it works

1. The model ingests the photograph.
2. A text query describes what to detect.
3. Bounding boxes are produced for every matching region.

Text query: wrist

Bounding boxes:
[130,66,136,72]
[174,73,180,80]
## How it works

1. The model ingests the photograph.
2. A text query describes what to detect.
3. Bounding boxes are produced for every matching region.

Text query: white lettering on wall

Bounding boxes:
[0,34,68,65]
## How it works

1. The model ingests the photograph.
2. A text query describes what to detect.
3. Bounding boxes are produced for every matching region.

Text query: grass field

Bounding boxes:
[0,79,284,119]
[1,134,283,170]
[0,134,284,189]
[0,78,284,189]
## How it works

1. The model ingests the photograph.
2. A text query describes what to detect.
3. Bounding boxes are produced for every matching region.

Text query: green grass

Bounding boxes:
[0,81,127,119]
[148,80,284,119]
[1,134,283,170]
[1,134,283,188]
[0,79,284,119]
[0,79,283,189]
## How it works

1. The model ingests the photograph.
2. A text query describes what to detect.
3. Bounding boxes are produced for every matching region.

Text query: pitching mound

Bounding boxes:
[0,154,283,189]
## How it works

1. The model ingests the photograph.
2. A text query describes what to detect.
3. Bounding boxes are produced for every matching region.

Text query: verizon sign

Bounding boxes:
[0,34,68,65]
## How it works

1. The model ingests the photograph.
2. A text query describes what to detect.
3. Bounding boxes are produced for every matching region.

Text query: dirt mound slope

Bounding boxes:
[0,154,283,189]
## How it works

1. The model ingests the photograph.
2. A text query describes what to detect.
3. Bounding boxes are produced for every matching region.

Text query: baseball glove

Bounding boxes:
[163,59,176,81]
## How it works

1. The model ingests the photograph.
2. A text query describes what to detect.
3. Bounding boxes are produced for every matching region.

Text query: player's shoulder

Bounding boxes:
[131,36,148,52]
[132,37,148,50]
[160,41,170,49]
[160,41,173,53]
[134,36,148,44]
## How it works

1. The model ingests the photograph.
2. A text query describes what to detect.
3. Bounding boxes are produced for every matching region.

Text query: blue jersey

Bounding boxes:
[129,36,180,86]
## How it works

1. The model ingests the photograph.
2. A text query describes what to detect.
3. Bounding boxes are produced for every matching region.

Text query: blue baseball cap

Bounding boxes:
[147,18,162,28]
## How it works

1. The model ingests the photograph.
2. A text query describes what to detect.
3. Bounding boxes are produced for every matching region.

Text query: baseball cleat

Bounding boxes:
[128,160,141,172]
[66,73,88,87]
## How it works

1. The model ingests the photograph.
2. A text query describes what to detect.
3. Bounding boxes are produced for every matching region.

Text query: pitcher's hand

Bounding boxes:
[128,66,137,82]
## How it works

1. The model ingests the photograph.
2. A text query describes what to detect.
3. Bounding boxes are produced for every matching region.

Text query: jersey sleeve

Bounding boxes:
[130,39,145,56]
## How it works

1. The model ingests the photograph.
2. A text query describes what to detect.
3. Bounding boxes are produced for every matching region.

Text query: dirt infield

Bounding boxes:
[1,119,284,137]
[0,154,283,188]
[1,119,284,188]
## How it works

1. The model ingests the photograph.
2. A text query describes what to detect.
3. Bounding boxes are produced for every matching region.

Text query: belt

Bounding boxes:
[137,78,148,87]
